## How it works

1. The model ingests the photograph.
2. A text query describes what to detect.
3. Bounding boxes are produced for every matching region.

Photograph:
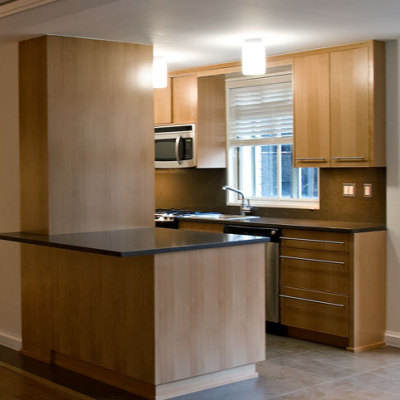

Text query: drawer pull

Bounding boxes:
[280,294,345,308]
[296,158,327,162]
[331,156,365,161]
[280,236,345,245]
[280,255,345,265]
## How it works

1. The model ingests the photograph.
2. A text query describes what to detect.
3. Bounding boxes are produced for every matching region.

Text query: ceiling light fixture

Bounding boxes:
[241,38,266,76]
[153,56,168,89]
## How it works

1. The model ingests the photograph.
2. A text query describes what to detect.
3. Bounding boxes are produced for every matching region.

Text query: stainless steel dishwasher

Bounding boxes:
[223,225,281,323]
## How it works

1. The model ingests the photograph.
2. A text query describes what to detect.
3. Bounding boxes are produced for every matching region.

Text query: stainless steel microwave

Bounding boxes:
[155,124,196,168]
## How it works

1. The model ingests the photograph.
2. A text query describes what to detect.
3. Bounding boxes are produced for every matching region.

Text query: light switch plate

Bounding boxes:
[343,183,356,197]
[364,183,372,197]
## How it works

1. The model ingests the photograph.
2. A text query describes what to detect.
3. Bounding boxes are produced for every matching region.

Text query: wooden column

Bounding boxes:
[19,35,154,234]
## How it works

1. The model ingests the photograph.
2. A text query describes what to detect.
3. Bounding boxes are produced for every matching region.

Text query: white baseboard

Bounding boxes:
[385,331,400,348]
[0,330,22,351]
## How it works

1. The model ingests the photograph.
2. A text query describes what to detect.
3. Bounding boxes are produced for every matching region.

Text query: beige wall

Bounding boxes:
[0,40,21,350]
[386,39,400,345]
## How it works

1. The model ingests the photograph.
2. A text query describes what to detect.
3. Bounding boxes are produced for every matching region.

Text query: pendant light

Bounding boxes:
[242,38,266,76]
[153,56,168,88]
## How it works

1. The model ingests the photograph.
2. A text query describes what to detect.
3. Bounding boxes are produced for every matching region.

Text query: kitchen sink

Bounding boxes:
[181,213,260,221]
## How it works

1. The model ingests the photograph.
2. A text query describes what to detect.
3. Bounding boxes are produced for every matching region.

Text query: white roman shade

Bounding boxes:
[226,73,293,146]
[225,69,319,210]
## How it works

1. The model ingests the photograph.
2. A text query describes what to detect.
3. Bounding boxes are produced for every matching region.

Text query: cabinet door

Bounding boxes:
[330,47,370,167]
[172,75,198,123]
[197,76,226,168]
[154,77,172,125]
[293,53,330,168]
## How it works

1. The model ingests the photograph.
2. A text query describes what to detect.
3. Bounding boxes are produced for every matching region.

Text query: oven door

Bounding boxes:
[155,219,179,229]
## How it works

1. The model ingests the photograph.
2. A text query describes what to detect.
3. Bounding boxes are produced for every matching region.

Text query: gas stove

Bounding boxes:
[154,209,196,228]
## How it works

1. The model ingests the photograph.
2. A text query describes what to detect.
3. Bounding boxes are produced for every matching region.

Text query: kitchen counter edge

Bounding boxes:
[0,228,269,257]
[177,216,386,233]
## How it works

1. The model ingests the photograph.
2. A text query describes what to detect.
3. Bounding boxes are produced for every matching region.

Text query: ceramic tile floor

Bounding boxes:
[2,334,400,399]
[173,334,400,400]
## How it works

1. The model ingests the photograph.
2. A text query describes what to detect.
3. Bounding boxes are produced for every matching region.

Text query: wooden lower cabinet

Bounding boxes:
[178,222,386,351]
[280,228,386,351]
[178,220,224,233]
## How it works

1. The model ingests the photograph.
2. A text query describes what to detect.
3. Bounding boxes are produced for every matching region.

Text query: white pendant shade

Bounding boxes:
[153,56,168,88]
[242,38,266,76]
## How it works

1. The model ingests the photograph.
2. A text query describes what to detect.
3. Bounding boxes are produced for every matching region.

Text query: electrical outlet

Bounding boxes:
[343,183,356,197]
[364,183,372,197]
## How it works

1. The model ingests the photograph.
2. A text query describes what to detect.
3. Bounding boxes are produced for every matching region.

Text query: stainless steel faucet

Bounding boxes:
[222,185,252,215]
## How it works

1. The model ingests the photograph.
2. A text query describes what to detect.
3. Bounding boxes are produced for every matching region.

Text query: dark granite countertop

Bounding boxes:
[177,215,386,233]
[0,227,269,257]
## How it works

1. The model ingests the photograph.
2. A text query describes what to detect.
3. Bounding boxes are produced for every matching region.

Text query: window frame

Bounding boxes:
[225,72,320,210]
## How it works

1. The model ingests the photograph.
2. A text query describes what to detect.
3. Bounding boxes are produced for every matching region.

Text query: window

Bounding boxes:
[225,69,319,209]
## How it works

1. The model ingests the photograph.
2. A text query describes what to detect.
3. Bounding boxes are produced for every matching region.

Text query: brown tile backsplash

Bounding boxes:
[155,167,386,224]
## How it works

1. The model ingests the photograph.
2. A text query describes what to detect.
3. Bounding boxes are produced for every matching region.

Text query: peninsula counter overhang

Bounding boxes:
[0,227,269,257]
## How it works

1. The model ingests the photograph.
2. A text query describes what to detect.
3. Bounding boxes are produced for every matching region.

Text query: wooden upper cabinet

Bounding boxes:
[154,75,198,125]
[172,75,198,123]
[330,43,385,167]
[154,74,226,168]
[154,77,172,125]
[293,53,331,168]
[293,41,385,168]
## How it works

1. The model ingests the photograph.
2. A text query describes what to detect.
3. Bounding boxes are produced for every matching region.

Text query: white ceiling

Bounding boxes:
[1,0,400,71]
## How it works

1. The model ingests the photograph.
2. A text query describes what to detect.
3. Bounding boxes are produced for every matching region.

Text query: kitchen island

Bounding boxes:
[0,228,268,400]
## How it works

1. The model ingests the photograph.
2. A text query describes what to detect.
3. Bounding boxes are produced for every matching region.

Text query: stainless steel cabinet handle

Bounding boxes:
[296,158,327,162]
[280,255,345,265]
[279,294,345,308]
[280,236,345,245]
[331,156,365,161]
[175,136,182,165]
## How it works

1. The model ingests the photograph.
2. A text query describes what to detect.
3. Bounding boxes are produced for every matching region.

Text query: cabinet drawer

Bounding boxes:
[281,229,349,252]
[178,221,224,233]
[280,248,349,294]
[280,287,349,337]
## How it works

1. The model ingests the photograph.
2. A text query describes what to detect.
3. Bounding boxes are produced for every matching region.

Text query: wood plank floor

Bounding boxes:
[0,345,141,399]
[0,361,93,400]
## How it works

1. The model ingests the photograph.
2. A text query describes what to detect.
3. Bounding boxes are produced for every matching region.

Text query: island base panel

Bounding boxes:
[21,242,266,399]
[54,350,258,400]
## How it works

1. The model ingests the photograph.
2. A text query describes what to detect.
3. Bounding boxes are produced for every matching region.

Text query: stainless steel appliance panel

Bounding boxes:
[265,240,280,322]
[223,225,280,323]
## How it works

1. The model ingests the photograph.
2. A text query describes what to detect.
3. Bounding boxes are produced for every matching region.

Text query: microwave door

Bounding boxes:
[154,124,196,168]
[155,139,177,161]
